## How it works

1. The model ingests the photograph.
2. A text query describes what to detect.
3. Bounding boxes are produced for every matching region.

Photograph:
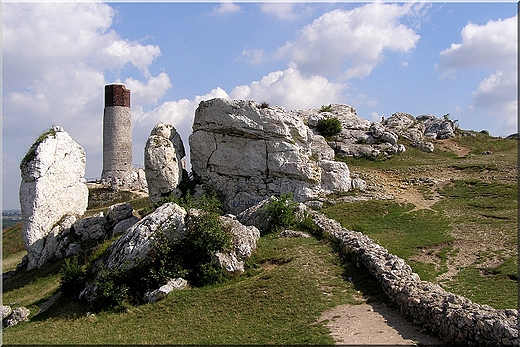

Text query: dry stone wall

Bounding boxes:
[309,210,518,346]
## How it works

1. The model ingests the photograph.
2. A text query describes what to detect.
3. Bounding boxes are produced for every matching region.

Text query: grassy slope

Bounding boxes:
[2,235,376,344]
[2,131,517,343]
[327,132,518,309]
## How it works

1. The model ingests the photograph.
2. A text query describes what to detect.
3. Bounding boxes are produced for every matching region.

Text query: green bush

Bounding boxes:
[259,101,270,109]
[263,193,299,234]
[59,257,87,298]
[319,104,333,113]
[83,190,232,310]
[316,116,342,137]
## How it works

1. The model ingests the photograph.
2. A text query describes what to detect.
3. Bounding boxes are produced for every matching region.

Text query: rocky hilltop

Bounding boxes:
[189,98,456,214]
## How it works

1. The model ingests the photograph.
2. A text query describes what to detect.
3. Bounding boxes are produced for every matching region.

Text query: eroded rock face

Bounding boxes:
[19,126,89,270]
[80,202,187,302]
[145,123,186,204]
[189,98,352,214]
[104,202,187,272]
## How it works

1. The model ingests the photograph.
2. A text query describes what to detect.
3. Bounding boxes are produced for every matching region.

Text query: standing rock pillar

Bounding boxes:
[101,84,133,185]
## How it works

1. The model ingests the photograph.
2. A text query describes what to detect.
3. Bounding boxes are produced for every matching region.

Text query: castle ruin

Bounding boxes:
[101,84,147,191]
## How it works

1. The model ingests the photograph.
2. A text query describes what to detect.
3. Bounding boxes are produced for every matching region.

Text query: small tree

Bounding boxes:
[317,116,342,137]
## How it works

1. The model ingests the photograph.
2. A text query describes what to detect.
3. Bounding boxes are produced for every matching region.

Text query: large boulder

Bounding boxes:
[145,123,186,204]
[19,126,89,270]
[189,98,352,214]
[417,114,457,139]
[80,202,187,302]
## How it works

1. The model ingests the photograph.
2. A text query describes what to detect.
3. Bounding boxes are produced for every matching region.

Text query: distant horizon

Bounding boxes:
[3,2,517,210]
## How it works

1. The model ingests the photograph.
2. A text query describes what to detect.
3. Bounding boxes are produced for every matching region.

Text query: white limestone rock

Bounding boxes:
[2,306,12,320]
[19,126,88,270]
[143,278,188,304]
[220,216,260,259]
[3,307,30,328]
[189,99,352,214]
[80,202,187,302]
[145,123,185,204]
[106,203,133,228]
[104,202,187,272]
[319,160,351,192]
[73,213,107,241]
[211,252,244,273]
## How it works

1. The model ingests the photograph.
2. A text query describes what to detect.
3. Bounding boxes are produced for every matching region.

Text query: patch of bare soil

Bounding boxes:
[437,138,471,157]
[318,302,442,345]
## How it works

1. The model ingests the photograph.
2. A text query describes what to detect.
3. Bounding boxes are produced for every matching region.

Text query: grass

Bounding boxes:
[2,234,378,344]
[3,221,25,259]
[3,132,517,341]
[322,200,453,260]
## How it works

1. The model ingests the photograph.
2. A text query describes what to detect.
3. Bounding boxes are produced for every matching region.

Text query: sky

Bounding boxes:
[2,1,518,210]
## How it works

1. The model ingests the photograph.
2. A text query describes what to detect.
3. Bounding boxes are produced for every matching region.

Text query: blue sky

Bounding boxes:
[2,1,518,210]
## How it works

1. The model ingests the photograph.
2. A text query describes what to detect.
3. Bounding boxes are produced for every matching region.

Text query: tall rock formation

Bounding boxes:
[19,126,88,270]
[189,98,352,214]
[144,123,186,204]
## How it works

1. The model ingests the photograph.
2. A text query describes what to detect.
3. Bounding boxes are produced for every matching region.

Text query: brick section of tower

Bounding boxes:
[105,84,130,108]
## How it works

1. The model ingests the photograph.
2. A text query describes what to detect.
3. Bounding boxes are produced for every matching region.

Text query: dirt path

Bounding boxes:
[320,139,517,344]
[318,302,442,345]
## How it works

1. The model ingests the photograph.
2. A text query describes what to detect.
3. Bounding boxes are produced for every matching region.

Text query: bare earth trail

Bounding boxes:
[317,139,517,344]
[318,302,442,345]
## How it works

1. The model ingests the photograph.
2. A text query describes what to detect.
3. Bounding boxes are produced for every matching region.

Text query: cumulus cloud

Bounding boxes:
[437,15,517,135]
[2,2,172,192]
[275,2,423,79]
[124,73,173,105]
[437,16,517,75]
[230,67,346,110]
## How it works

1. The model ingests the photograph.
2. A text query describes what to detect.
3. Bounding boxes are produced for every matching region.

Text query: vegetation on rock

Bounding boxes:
[316,115,342,138]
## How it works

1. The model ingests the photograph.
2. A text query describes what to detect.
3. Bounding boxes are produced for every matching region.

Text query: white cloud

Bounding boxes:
[276,2,422,79]
[230,67,346,110]
[2,2,172,197]
[237,48,266,66]
[437,16,517,75]
[211,2,241,16]
[124,73,173,105]
[260,3,298,21]
[437,15,517,135]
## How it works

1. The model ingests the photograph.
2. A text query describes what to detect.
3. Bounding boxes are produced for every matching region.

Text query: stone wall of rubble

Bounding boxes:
[310,210,518,346]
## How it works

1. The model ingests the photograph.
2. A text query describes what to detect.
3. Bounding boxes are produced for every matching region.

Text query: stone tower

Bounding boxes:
[101,84,133,182]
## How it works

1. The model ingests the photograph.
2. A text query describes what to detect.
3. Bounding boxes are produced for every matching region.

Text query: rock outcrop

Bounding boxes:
[213,216,260,273]
[145,123,186,204]
[80,202,187,302]
[189,98,353,214]
[19,126,89,270]
[297,106,457,160]
[2,306,30,328]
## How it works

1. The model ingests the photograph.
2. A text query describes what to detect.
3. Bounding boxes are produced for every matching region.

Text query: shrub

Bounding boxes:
[59,257,87,298]
[319,104,334,113]
[259,101,270,109]
[85,189,233,310]
[317,116,342,137]
[263,193,299,234]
